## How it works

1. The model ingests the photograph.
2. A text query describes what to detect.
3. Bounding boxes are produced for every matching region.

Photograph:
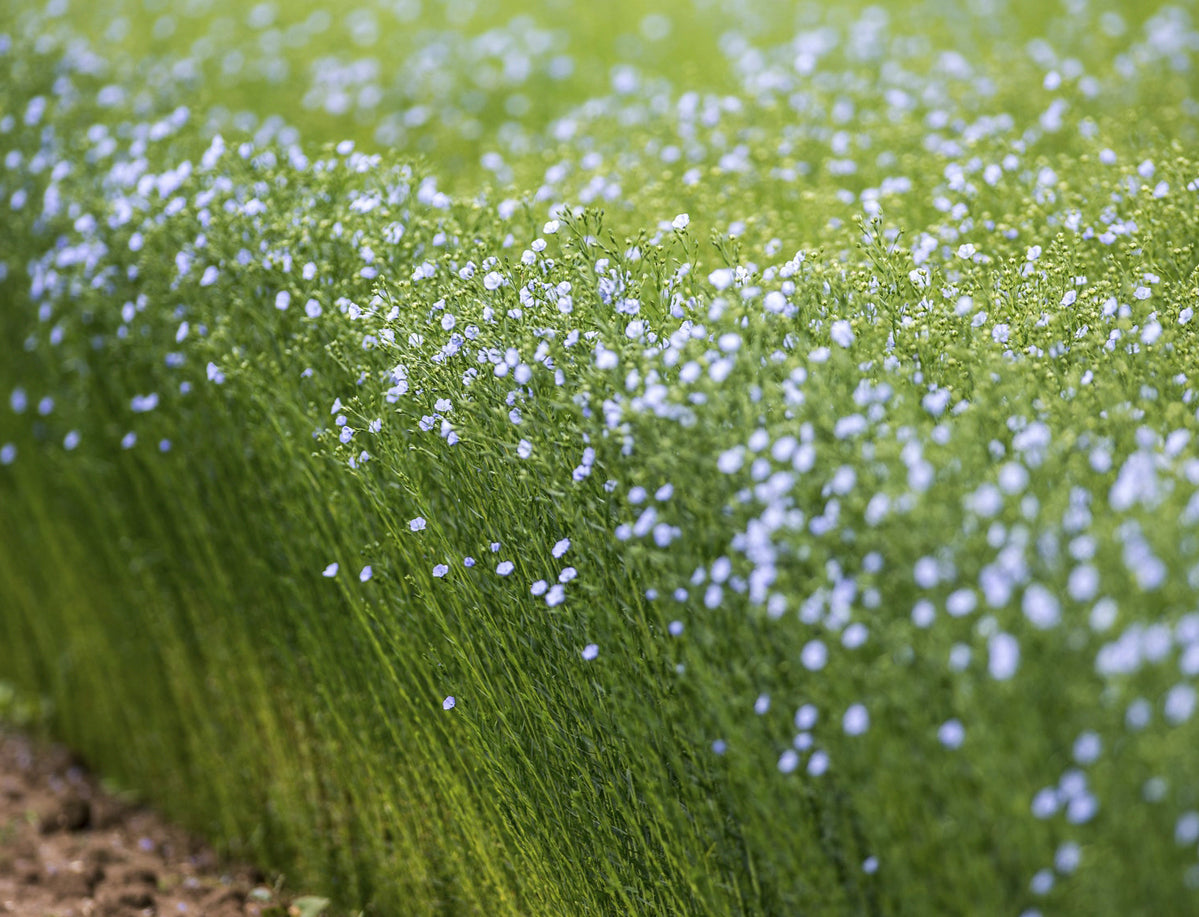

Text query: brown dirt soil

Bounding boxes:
[0,727,326,917]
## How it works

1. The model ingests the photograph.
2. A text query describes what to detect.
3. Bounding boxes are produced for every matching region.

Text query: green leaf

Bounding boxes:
[290,896,332,917]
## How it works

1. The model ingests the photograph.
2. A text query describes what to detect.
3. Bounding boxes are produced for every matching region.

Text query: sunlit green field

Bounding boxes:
[2,0,1199,913]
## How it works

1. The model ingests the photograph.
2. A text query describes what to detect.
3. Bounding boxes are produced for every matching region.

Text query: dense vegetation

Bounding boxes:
[2,0,1199,913]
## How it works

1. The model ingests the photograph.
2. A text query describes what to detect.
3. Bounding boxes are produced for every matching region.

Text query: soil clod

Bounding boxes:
[0,728,320,916]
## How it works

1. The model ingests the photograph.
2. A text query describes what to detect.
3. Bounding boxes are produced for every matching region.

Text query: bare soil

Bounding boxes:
[0,727,323,917]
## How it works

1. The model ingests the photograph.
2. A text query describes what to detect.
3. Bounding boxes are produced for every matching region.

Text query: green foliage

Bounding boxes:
[2,0,1199,914]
